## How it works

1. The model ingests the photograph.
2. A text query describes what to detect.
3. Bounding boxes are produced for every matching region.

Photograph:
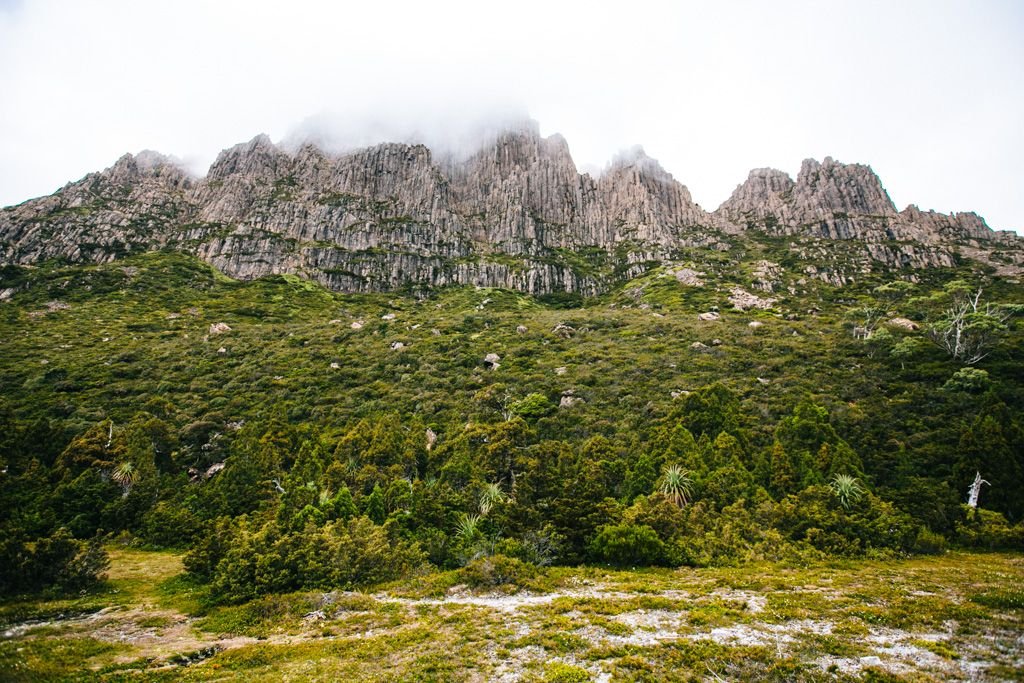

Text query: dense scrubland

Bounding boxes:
[1,249,1022,680]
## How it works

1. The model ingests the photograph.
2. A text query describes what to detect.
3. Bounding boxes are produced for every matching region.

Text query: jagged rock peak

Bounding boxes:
[717,167,794,212]
[2,130,1020,296]
[207,133,289,180]
[795,156,896,216]
[606,146,671,177]
[715,156,904,239]
[898,205,994,241]
[463,122,576,176]
[102,150,190,183]
[133,149,177,171]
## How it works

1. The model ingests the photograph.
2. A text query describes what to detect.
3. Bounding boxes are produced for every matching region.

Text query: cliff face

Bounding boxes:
[1,126,1019,293]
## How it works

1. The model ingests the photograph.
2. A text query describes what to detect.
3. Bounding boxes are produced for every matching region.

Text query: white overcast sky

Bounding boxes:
[1,0,1022,232]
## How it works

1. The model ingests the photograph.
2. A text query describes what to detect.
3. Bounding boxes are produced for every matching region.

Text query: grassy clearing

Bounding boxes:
[2,548,1022,681]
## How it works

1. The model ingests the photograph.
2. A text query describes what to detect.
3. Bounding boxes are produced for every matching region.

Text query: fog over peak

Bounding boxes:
[280,105,540,165]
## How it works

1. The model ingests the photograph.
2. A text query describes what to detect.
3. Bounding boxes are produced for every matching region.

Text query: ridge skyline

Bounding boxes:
[9,120,1014,235]
[3,119,1021,298]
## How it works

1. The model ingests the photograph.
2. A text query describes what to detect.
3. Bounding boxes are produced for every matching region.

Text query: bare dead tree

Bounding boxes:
[967,471,990,509]
[928,287,1009,365]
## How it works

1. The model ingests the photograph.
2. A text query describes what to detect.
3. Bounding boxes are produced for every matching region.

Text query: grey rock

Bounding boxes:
[559,395,584,409]
[2,131,1020,292]
[714,156,1020,273]
[729,288,776,311]
[670,267,704,286]
[552,323,575,338]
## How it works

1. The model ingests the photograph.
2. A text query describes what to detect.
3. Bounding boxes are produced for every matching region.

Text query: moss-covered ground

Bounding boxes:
[1,548,1021,681]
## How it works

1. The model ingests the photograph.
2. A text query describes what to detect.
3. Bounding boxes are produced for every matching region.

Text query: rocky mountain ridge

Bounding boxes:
[1,122,1020,294]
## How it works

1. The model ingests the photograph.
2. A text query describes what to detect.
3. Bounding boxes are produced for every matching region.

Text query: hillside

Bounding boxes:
[1,129,1023,681]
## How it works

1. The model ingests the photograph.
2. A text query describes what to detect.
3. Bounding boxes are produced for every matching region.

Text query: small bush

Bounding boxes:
[140,501,201,548]
[511,393,555,420]
[955,507,1024,550]
[0,529,109,595]
[542,662,591,682]
[912,528,947,555]
[943,367,991,393]
[461,554,537,589]
[205,516,425,603]
[589,523,665,566]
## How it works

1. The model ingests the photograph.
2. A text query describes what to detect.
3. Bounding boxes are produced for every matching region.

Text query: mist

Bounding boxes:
[280,101,537,164]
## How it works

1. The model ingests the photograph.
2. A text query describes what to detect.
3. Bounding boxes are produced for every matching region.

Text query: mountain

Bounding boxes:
[1,122,1021,293]
[2,126,1024,681]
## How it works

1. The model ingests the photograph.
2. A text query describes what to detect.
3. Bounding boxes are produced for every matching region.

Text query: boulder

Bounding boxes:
[553,323,575,338]
[672,267,704,286]
[729,287,776,311]
[887,317,920,331]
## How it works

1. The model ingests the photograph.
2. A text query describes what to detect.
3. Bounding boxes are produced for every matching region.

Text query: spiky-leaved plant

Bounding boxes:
[455,513,483,544]
[829,473,865,510]
[478,482,508,516]
[111,461,139,497]
[658,464,694,508]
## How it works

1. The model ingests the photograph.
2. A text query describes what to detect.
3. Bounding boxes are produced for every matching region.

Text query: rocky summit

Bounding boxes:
[1,121,1020,294]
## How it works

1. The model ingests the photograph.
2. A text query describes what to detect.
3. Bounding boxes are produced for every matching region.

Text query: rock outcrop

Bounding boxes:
[714,156,1019,274]
[1,124,1020,293]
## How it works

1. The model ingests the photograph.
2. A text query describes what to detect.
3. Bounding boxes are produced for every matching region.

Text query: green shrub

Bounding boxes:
[776,486,919,555]
[589,523,665,566]
[912,528,947,555]
[511,393,555,420]
[206,516,425,603]
[461,554,538,589]
[542,662,591,682]
[0,529,109,595]
[955,507,1024,550]
[943,367,991,393]
[140,501,201,548]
